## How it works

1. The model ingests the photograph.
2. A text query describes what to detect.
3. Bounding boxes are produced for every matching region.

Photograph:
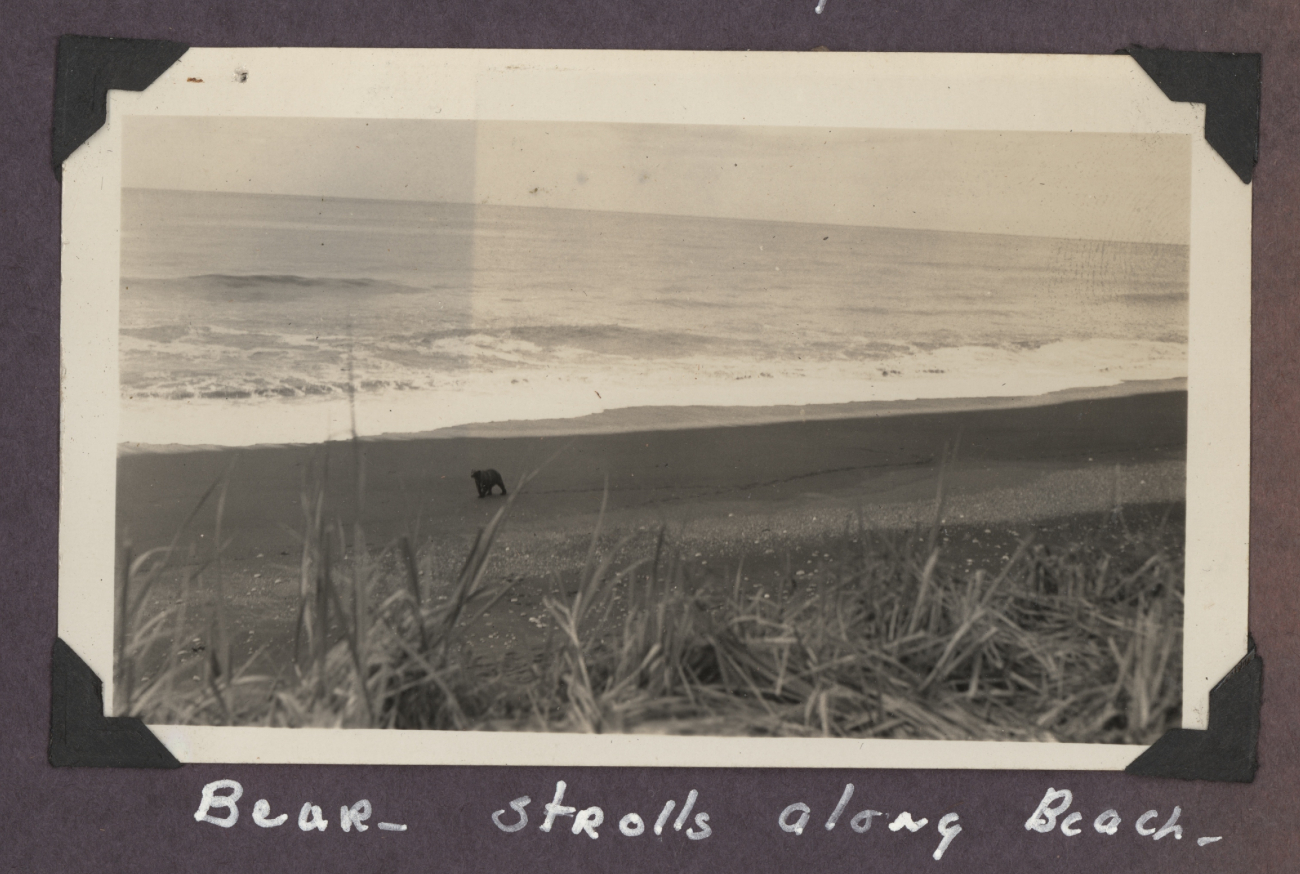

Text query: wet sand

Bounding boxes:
[118,386,1185,559]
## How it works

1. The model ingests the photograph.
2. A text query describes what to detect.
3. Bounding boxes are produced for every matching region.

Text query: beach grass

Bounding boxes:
[114,456,1183,744]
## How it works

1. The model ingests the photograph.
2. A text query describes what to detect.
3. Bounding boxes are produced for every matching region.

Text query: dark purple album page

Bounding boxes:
[3,2,1298,872]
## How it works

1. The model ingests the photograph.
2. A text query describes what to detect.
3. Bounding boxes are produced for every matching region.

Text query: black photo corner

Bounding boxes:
[48,37,1261,781]
[48,639,180,769]
[51,35,188,181]
[1125,637,1262,782]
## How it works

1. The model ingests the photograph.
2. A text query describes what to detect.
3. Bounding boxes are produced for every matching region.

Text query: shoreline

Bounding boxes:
[120,377,1185,455]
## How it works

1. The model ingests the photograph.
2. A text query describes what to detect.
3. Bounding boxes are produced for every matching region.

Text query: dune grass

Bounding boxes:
[115,459,1183,743]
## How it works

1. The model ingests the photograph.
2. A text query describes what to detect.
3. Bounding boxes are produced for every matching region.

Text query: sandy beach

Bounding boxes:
[118,383,1186,558]
[116,386,1185,679]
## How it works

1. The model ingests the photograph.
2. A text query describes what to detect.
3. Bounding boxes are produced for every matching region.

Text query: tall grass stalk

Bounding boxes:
[116,462,1183,743]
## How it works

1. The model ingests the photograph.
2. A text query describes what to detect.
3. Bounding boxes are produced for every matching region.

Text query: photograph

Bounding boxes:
[59,49,1250,767]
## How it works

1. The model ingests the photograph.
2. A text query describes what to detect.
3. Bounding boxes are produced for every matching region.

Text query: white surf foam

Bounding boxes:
[119,338,1186,447]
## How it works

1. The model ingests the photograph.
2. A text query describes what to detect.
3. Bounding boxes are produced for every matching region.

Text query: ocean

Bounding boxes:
[120,188,1188,446]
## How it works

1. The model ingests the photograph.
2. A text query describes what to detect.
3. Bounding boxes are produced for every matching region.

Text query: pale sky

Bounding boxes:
[124,116,1190,245]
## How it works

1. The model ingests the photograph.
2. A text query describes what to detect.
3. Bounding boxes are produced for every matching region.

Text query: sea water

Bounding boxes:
[120,189,1188,446]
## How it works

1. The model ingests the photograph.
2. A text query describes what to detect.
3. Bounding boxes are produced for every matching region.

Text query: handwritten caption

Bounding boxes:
[192,780,1223,857]
[1023,786,1222,847]
[492,781,712,839]
[192,780,407,832]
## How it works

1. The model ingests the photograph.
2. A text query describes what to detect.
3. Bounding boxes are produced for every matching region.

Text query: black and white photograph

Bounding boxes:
[58,50,1251,767]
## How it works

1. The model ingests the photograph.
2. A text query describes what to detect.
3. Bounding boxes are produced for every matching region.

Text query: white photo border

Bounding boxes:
[59,48,1251,768]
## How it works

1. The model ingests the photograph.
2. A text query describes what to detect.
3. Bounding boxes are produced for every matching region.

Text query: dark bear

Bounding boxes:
[471,468,508,498]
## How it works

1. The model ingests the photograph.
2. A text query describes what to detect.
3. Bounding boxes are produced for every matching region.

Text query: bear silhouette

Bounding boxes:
[471,469,508,497]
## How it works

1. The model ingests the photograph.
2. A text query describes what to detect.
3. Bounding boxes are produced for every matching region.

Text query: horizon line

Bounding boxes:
[121,186,1191,250]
